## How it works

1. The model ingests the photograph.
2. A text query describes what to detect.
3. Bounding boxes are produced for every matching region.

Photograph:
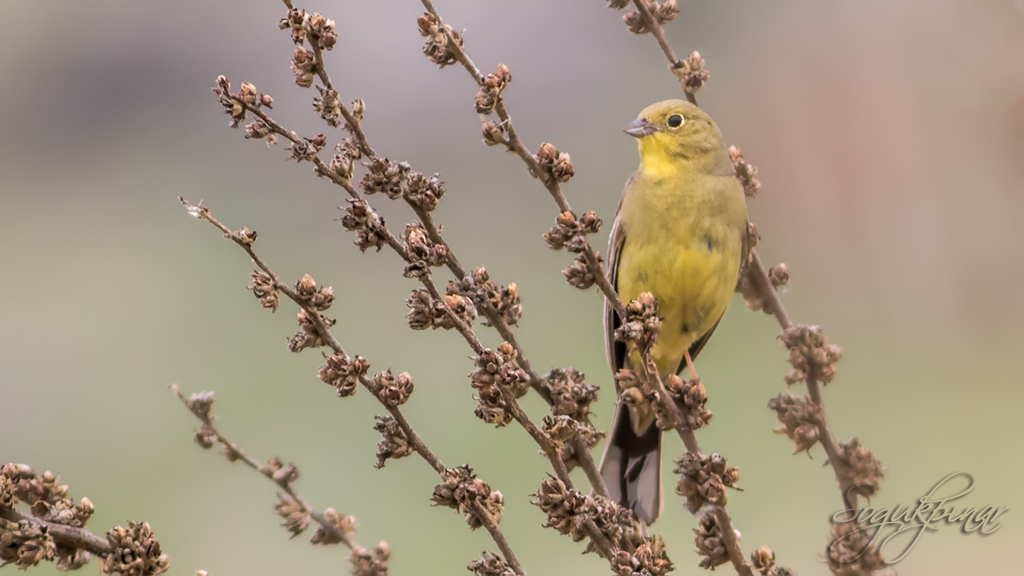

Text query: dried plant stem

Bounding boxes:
[281,1,557,412]
[472,501,523,570]
[269,4,608,506]
[178,198,529,574]
[630,0,697,105]
[170,385,356,548]
[0,506,111,557]
[409,205,554,405]
[217,88,617,560]
[748,252,856,511]
[574,436,612,500]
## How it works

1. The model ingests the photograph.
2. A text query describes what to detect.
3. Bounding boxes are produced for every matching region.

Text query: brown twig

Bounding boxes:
[220,72,612,524]
[215,71,620,566]
[178,197,528,575]
[747,253,855,513]
[252,1,610,512]
[630,0,696,105]
[283,0,557,411]
[170,384,356,548]
[0,506,111,557]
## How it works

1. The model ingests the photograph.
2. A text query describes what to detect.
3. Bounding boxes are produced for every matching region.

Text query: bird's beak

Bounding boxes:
[623,117,656,138]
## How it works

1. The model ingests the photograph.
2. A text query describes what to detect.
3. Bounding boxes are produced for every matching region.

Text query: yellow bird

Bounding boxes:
[598,100,748,524]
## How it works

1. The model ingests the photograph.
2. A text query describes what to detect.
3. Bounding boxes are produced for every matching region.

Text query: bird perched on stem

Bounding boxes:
[598,100,748,524]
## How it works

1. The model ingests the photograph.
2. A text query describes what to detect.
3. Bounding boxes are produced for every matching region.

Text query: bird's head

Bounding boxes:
[624,100,730,176]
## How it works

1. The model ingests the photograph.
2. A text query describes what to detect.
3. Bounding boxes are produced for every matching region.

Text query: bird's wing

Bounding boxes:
[675,186,750,376]
[603,207,627,376]
[599,195,663,524]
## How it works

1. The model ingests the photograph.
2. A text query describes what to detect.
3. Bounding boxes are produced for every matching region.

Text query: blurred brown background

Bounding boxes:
[2,0,1022,574]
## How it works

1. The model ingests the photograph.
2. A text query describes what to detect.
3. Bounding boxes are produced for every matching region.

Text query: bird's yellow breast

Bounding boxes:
[617,166,744,376]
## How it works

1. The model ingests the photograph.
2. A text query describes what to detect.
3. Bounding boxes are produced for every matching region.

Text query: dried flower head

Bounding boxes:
[417,13,464,68]
[310,508,357,546]
[409,284,478,332]
[431,466,503,529]
[306,12,337,51]
[694,512,729,569]
[728,145,761,197]
[480,119,508,146]
[767,393,822,454]
[623,0,678,34]
[193,424,217,449]
[286,133,326,163]
[469,345,528,426]
[321,138,362,181]
[460,267,522,327]
[474,63,512,114]
[543,211,578,251]
[767,265,789,292]
[402,223,449,278]
[826,520,886,575]
[835,438,885,499]
[313,86,342,127]
[534,143,574,184]
[290,46,316,88]
[103,521,170,576]
[438,293,477,330]
[350,98,366,120]
[274,496,310,538]
[360,158,410,199]
[371,370,414,408]
[0,519,56,569]
[244,120,274,144]
[263,457,300,489]
[779,325,842,385]
[751,545,775,575]
[318,354,369,397]
[679,51,710,95]
[475,89,496,115]
[468,551,515,576]
[674,453,740,513]
[339,199,387,253]
[287,309,334,352]
[664,374,712,430]
[404,172,445,212]
[349,542,390,576]
[182,391,215,421]
[563,251,603,289]
[294,274,334,311]
[547,368,599,422]
[615,292,661,350]
[542,415,580,446]
[737,261,791,315]
[212,76,246,128]
[373,416,414,468]
[532,476,591,541]
[279,8,307,44]
[656,0,680,23]
[625,533,673,575]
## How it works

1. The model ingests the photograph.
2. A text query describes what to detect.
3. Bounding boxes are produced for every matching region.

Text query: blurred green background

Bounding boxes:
[2,0,1022,574]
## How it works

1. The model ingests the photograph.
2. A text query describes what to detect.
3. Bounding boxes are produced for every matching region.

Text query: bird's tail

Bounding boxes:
[597,402,663,524]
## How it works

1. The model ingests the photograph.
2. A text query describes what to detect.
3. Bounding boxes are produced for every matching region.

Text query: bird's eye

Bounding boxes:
[667,114,683,128]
